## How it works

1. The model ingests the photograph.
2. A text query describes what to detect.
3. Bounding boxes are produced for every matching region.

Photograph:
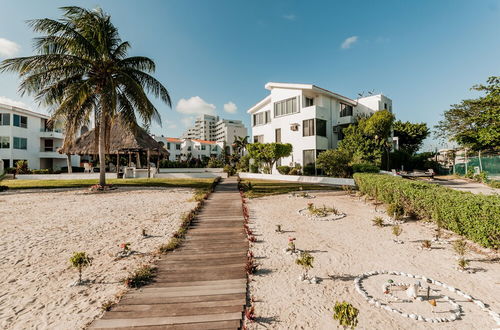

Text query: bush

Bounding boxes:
[354,173,500,248]
[223,164,236,176]
[316,149,351,177]
[333,301,359,329]
[289,164,302,175]
[207,158,224,168]
[277,166,291,175]
[5,167,16,174]
[32,169,50,174]
[352,163,379,173]
[236,154,250,172]
[303,164,316,176]
[250,163,259,173]
[15,160,31,174]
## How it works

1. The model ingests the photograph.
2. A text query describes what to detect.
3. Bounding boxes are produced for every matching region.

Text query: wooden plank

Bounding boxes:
[148,279,246,288]
[91,312,243,328]
[102,305,243,319]
[91,319,241,330]
[119,293,246,305]
[112,299,244,312]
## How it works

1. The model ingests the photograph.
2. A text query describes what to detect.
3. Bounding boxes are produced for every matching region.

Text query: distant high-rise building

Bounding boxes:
[181,114,248,152]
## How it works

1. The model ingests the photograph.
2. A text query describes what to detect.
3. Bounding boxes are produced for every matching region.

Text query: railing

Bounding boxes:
[40,147,59,152]
[40,128,63,133]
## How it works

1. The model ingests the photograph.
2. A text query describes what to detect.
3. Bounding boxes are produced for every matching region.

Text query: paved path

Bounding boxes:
[90,177,247,329]
[432,177,499,195]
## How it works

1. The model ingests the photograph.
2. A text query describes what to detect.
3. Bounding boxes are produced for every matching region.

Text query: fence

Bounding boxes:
[454,155,500,178]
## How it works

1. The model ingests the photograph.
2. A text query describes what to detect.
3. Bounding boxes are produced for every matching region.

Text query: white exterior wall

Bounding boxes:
[0,104,80,170]
[248,83,392,170]
[157,137,224,161]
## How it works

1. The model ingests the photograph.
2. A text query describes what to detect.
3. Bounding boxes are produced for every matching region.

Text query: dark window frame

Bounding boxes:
[303,119,315,137]
[340,103,353,117]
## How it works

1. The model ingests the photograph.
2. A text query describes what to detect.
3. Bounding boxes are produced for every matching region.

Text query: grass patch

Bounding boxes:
[240,179,341,198]
[123,265,156,288]
[0,178,214,190]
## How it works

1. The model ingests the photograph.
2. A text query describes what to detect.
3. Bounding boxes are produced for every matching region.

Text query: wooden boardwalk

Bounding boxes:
[90,178,247,329]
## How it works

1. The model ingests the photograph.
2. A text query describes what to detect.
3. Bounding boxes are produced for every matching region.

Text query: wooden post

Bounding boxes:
[156,152,160,174]
[136,151,142,168]
[128,152,132,167]
[147,149,151,178]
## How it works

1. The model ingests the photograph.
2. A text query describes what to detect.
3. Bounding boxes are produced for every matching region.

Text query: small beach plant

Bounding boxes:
[421,240,432,249]
[387,203,404,220]
[288,237,296,252]
[69,252,92,284]
[275,224,282,233]
[123,265,155,288]
[120,242,131,253]
[371,216,384,227]
[392,225,403,239]
[295,252,314,279]
[453,239,467,257]
[457,257,469,270]
[333,301,359,329]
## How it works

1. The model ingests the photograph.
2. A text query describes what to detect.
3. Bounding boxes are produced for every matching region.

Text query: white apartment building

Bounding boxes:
[154,136,224,162]
[247,82,393,168]
[0,103,82,170]
[181,114,248,153]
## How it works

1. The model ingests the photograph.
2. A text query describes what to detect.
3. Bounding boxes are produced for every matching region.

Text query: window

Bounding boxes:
[334,126,345,140]
[303,149,315,166]
[0,136,9,148]
[0,113,10,126]
[187,146,192,151]
[303,119,315,137]
[340,103,353,117]
[167,142,170,149]
[253,135,264,143]
[2,159,10,168]
[384,103,387,110]
[13,114,28,128]
[13,137,27,150]
[201,145,206,150]
[176,144,181,150]
[316,119,327,137]
[253,111,271,126]
[275,128,281,143]
[305,97,314,107]
[274,97,298,117]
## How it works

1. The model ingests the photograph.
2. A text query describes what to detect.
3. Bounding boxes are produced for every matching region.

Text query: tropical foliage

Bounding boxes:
[316,149,352,177]
[246,142,293,174]
[393,120,430,155]
[354,173,500,248]
[0,6,171,185]
[333,301,359,329]
[435,76,500,151]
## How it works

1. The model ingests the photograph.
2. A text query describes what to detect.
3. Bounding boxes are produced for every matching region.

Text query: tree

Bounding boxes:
[435,76,500,152]
[393,120,429,155]
[0,6,171,186]
[69,251,92,284]
[246,142,293,174]
[339,110,395,166]
[316,149,352,177]
[233,135,249,156]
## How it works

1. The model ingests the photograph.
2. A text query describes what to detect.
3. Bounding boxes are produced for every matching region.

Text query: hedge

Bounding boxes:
[353,173,500,248]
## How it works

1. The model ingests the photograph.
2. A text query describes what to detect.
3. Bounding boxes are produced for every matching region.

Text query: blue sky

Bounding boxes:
[1,0,499,151]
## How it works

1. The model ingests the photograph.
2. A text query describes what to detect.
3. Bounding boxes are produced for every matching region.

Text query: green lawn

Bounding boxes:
[0,178,214,190]
[240,179,342,198]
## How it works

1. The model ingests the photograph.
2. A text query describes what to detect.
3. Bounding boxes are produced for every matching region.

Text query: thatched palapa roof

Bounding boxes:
[58,118,168,156]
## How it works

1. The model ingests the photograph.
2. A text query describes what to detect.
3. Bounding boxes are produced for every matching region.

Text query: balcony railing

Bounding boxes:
[40,128,63,133]
[40,147,59,152]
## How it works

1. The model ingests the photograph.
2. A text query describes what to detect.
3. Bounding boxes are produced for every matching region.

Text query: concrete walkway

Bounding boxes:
[90,177,247,329]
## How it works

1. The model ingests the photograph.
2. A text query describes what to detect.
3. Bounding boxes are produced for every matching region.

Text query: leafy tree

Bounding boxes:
[233,135,249,156]
[246,142,293,174]
[339,110,395,166]
[69,252,92,284]
[316,149,352,177]
[435,76,500,151]
[393,120,430,154]
[0,6,171,186]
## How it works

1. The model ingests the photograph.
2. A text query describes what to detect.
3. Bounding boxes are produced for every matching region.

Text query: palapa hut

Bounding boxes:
[58,117,168,177]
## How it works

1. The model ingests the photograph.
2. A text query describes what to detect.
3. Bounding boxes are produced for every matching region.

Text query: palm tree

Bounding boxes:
[0,6,171,186]
[233,135,249,156]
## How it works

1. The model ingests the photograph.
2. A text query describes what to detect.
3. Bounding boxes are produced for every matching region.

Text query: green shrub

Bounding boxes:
[316,149,351,177]
[250,163,259,173]
[333,301,359,329]
[354,173,500,248]
[15,160,31,174]
[352,163,379,173]
[32,169,50,174]
[207,158,224,168]
[123,265,155,288]
[277,166,291,175]
[303,164,316,176]
[223,164,236,176]
[236,154,250,172]
[289,164,302,175]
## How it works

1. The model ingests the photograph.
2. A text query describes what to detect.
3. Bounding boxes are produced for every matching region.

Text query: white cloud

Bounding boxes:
[176,96,216,116]
[181,116,194,127]
[0,96,29,108]
[223,101,237,114]
[341,36,358,49]
[283,14,296,21]
[0,38,20,57]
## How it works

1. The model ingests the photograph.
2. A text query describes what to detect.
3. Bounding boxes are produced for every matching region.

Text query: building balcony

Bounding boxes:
[39,147,66,158]
[337,115,356,126]
[39,128,64,139]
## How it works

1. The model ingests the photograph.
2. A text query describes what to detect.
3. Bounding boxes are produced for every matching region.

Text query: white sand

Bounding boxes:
[0,187,196,330]
[247,191,500,329]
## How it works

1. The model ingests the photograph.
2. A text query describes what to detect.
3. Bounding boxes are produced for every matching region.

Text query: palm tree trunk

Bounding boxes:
[98,114,106,186]
[66,153,72,173]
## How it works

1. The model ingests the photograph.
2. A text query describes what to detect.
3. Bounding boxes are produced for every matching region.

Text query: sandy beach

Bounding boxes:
[0,187,196,330]
[246,191,500,329]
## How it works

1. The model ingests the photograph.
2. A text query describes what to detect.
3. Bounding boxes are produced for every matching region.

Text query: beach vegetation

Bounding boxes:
[333,301,359,329]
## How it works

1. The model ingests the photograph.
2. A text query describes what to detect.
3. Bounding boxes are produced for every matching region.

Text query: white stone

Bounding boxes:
[375,301,381,308]
[425,317,433,322]
[417,315,424,321]
[401,313,408,318]
[474,300,486,309]
[409,314,417,320]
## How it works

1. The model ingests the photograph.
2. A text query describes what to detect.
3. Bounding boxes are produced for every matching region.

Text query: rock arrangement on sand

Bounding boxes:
[297,203,346,221]
[354,270,500,326]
